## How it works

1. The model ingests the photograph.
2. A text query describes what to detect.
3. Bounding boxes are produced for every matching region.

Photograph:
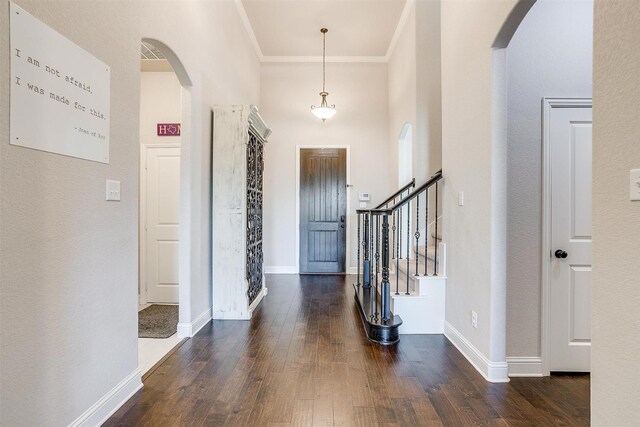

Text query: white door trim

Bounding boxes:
[139,143,181,306]
[295,145,351,274]
[541,98,592,376]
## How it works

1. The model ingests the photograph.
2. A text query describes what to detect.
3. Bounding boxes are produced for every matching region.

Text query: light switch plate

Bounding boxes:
[106,180,121,201]
[630,169,640,201]
[359,202,367,208]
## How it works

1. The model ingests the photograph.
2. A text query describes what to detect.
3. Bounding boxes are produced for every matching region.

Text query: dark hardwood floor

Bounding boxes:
[106,275,590,426]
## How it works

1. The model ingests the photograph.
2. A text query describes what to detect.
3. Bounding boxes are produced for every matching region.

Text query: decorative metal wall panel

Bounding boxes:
[246,130,264,304]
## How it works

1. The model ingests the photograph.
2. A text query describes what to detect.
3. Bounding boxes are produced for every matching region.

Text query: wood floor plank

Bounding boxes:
[291,399,314,427]
[106,274,590,426]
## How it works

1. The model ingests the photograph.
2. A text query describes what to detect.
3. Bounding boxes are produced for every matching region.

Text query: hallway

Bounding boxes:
[106,275,589,426]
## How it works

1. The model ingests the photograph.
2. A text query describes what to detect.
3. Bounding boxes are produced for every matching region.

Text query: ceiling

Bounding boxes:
[239,0,409,60]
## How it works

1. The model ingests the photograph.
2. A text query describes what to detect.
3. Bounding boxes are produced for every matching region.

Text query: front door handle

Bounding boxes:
[554,249,568,259]
[340,215,345,222]
[340,224,345,228]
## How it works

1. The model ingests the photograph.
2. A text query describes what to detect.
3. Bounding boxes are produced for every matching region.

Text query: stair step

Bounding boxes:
[395,257,438,278]
[368,275,447,334]
[414,244,438,261]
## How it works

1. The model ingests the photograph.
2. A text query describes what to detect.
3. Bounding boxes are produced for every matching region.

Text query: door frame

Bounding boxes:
[139,142,181,306]
[541,98,592,375]
[295,145,351,274]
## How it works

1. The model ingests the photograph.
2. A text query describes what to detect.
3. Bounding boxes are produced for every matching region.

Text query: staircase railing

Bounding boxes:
[356,170,443,323]
[357,178,415,292]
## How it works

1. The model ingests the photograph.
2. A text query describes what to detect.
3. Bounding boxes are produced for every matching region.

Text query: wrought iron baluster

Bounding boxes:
[392,210,396,260]
[415,192,420,276]
[434,181,439,276]
[363,212,370,288]
[396,208,400,295]
[375,214,380,321]
[370,213,374,286]
[375,215,380,288]
[424,189,429,276]
[406,200,410,295]
[398,207,403,260]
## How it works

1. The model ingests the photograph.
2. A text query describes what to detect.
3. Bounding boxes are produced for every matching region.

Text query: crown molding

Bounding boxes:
[235,0,265,61]
[261,55,388,63]
[384,0,415,61]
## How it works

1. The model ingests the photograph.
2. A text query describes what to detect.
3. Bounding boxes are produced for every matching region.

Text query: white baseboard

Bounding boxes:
[506,357,543,377]
[69,368,142,427]
[177,307,212,337]
[264,266,297,274]
[347,267,358,275]
[444,321,509,383]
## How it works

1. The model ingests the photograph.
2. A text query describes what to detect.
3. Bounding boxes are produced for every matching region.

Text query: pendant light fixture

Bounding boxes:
[311,28,336,121]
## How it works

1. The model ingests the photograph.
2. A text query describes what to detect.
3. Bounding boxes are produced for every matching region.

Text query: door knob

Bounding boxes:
[554,249,568,259]
[340,224,345,228]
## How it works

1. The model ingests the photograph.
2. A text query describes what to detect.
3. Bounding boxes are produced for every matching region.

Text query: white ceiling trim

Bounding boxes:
[261,56,388,63]
[384,0,414,61]
[235,0,265,61]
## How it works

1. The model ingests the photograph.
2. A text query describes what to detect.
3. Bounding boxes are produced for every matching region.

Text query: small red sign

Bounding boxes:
[157,123,181,136]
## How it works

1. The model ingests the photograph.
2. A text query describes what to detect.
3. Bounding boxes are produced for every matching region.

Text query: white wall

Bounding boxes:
[140,71,182,145]
[388,4,417,185]
[260,62,391,273]
[592,1,640,423]
[388,0,441,186]
[441,0,518,382]
[0,0,260,424]
[506,0,593,357]
[416,0,442,178]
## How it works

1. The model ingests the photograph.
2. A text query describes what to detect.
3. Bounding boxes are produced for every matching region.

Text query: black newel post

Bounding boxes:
[381,213,391,322]
[357,213,361,287]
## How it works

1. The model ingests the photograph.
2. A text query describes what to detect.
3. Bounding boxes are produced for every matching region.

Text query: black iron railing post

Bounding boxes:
[363,212,371,288]
[357,213,361,286]
[415,194,420,276]
[375,215,380,289]
[424,188,429,276]
[405,201,410,295]
[434,182,439,276]
[381,213,391,322]
[392,211,396,260]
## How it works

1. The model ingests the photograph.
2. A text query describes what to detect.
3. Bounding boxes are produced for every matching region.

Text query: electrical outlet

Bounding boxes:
[471,311,478,328]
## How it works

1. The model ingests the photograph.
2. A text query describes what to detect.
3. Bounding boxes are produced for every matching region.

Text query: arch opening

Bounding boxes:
[138,38,195,375]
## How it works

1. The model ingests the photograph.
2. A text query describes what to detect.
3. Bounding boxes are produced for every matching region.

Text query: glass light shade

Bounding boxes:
[311,106,337,120]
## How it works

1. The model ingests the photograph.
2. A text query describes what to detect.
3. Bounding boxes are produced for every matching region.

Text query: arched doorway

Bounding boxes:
[137,38,193,376]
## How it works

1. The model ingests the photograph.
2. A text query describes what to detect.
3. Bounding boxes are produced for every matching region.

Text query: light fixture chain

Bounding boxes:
[311,27,335,121]
[322,29,326,93]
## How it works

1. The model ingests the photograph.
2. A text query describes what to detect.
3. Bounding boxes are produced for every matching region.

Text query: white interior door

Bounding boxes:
[549,102,592,372]
[144,145,180,303]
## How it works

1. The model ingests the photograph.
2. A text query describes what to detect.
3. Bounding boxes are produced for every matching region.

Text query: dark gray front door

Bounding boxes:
[300,148,346,273]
